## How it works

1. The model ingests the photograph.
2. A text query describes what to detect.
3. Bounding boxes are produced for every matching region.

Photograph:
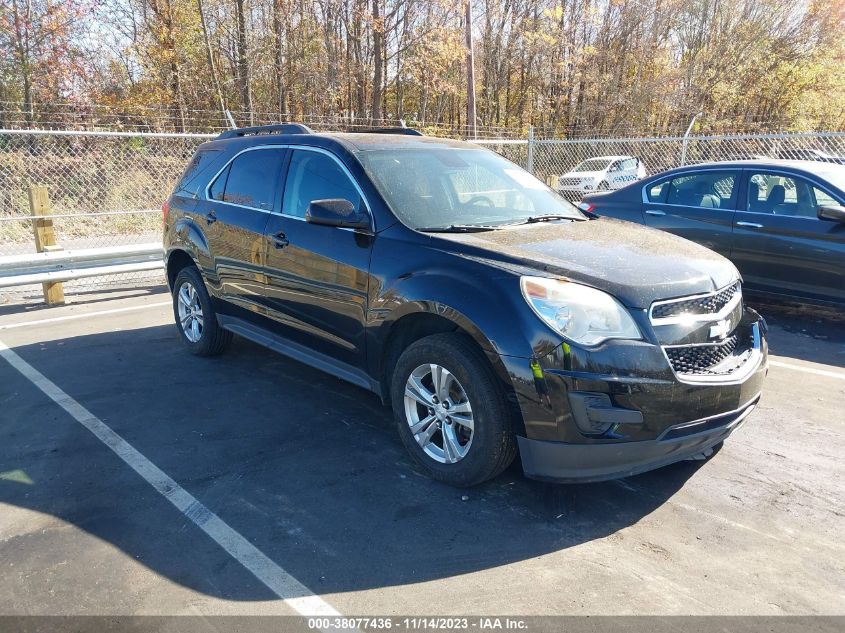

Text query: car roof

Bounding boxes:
[198,130,479,154]
[578,155,632,161]
[660,159,845,178]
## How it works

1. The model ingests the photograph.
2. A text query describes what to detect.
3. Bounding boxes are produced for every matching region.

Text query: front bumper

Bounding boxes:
[506,308,768,482]
[518,393,759,482]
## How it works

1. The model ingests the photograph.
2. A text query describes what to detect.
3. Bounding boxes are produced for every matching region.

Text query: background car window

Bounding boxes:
[219,149,284,210]
[666,172,736,208]
[813,187,839,208]
[283,150,361,218]
[646,180,668,202]
[747,172,818,218]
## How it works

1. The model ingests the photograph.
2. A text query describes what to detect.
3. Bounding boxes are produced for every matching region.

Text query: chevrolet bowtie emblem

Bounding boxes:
[709,319,732,340]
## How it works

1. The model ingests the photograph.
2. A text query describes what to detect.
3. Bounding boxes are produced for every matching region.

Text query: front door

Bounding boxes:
[731,169,845,303]
[261,147,374,370]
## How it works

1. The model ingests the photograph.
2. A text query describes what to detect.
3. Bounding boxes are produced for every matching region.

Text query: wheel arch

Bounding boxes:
[376,305,525,434]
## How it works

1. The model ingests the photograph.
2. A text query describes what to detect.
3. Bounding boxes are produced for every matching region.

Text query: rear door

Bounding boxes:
[730,169,845,303]
[201,147,287,311]
[641,169,740,258]
[260,147,374,371]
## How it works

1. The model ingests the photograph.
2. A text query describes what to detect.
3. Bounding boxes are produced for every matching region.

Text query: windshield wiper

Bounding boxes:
[507,214,581,225]
[416,224,500,233]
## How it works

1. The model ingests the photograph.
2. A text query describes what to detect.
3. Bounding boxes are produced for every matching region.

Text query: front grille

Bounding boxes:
[651,282,741,321]
[665,330,755,377]
[558,177,581,187]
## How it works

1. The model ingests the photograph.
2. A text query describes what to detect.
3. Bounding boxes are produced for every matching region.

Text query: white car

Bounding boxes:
[554,155,647,195]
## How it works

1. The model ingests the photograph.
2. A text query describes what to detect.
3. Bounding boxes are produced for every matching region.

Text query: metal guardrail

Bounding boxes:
[0,243,163,288]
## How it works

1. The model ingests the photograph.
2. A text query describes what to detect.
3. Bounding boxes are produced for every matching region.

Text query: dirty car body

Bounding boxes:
[163,126,767,485]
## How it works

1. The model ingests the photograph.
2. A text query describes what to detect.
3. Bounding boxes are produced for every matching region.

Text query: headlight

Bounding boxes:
[520,276,641,346]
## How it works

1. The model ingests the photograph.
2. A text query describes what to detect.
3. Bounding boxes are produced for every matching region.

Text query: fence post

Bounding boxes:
[527,126,535,174]
[680,111,703,167]
[28,185,65,305]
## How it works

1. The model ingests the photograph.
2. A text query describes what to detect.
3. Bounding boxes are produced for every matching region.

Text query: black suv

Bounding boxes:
[163,124,768,486]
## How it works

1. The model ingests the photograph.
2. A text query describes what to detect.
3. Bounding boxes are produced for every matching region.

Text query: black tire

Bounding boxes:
[598,180,610,191]
[172,266,232,356]
[391,332,517,487]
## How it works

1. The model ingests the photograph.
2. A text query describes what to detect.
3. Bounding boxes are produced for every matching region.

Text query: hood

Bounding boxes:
[434,218,739,309]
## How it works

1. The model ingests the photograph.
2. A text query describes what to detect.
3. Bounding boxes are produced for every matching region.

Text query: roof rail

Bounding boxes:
[356,127,424,136]
[216,123,314,140]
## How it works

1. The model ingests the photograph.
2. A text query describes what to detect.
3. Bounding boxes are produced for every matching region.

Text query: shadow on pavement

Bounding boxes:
[0,322,709,601]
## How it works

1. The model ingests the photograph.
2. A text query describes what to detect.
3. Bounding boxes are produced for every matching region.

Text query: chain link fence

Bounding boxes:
[2,127,844,304]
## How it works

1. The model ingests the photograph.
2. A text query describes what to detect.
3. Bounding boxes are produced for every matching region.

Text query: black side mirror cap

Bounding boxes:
[305,199,370,230]
[818,204,845,223]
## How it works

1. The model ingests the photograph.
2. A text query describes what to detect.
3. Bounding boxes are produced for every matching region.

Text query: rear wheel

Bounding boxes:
[392,333,517,487]
[172,266,232,356]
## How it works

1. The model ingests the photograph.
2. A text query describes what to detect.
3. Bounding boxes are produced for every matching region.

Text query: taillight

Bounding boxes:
[162,199,170,224]
[578,202,595,214]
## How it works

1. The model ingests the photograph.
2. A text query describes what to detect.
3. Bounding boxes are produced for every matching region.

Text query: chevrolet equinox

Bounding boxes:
[163,124,768,486]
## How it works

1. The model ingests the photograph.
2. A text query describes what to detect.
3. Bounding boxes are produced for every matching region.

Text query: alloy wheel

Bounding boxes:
[403,363,474,464]
[177,281,204,343]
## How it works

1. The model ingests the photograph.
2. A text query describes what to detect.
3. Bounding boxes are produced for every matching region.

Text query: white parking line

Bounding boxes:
[0,338,344,622]
[770,359,845,381]
[0,301,172,331]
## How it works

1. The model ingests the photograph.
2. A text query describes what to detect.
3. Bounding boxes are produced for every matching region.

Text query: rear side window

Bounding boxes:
[209,149,286,211]
[174,149,220,197]
[666,171,737,209]
[282,150,361,218]
[646,180,668,202]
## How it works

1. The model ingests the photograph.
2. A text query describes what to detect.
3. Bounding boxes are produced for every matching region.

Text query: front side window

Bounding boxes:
[666,171,737,209]
[209,149,285,210]
[747,172,822,218]
[282,150,362,218]
[358,148,582,229]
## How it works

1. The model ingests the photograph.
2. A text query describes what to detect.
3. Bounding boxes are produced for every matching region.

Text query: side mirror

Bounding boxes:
[818,204,845,223]
[305,199,370,230]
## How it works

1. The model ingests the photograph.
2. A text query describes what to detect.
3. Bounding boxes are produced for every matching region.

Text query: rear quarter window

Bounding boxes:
[174,149,221,198]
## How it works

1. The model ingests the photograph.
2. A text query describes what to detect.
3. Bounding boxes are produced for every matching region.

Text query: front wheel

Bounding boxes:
[391,333,517,487]
[172,266,232,356]
[598,180,610,191]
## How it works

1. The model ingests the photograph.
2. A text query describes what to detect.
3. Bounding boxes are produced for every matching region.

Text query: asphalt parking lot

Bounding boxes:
[0,287,843,617]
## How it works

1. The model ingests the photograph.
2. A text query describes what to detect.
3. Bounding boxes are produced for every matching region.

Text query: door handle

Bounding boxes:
[205,211,217,225]
[271,231,289,249]
[736,221,763,229]
[645,209,666,216]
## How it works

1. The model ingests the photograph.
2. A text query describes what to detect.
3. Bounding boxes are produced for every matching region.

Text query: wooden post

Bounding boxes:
[28,185,65,305]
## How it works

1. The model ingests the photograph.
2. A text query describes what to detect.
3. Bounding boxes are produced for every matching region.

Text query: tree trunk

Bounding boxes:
[371,0,383,121]
[273,0,288,116]
[235,0,253,123]
[197,0,226,116]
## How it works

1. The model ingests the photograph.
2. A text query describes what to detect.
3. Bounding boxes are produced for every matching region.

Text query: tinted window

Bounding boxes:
[175,149,220,197]
[282,150,362,218]
[209,164,230,201]
[211,149,285,210]
[666,171,737,209]
[748,172,838,218]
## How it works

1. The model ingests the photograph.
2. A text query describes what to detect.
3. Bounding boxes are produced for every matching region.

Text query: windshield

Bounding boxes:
[572,158,614,172]
[357,148,582,230]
